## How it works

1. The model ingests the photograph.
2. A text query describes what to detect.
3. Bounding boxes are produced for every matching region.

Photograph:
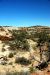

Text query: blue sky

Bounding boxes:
[0,0,50,27]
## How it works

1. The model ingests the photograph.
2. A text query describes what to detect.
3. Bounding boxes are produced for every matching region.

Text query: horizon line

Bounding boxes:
[0,25,50,27]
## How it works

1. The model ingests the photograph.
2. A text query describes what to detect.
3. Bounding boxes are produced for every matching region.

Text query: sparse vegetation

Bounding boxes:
[8,62,13,65]
[6,71,30,75]
[0,26,50,75]
[3,56,8,61]
[36,30,50,61]
[2,47,6,52]
[29,66,37,73]
[32,45,37,50]
[8,52,14,58]
[9,30,29,51]
[15,57,31,65]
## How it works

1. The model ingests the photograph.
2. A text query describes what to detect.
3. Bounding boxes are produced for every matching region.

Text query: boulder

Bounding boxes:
[36,61,48,70]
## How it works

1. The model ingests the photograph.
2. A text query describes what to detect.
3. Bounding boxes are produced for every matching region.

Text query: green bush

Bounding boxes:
[29,66,37,73]
[15,57,31,65]
[8,53,13,58]
[37,31,49,44]
[9,30,29,51]
[32,46,36,50]
[3,56,8,61]
[12,30,28,41]
[22,40,29,50]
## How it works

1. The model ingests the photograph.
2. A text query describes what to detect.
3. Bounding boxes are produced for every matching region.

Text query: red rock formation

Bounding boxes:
[0,35,14,41]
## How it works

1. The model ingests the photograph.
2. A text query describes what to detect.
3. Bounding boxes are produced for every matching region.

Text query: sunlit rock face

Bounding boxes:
[0,27,13,41]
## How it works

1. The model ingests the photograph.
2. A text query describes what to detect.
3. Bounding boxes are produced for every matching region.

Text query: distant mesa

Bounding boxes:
[0,25,50,41]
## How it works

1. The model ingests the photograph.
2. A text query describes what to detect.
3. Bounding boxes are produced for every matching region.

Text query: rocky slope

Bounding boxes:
[0,26,50,75]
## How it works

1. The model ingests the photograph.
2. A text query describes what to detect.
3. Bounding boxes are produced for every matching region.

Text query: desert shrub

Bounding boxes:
[8,42,16,50]
[6,71,30,75]
[29,67,36,73]
[12,30,28,40]
[3,56,8,61]
[36,30,50,61]
[29,65,37,73]
[32,45,36,50]
[15,57,31,65]
[8,53,13,58]
[22,40,29,50]
[2,48,6,52]
[37,31,49,44]
[9,30,29,51]
[8,62,13,65]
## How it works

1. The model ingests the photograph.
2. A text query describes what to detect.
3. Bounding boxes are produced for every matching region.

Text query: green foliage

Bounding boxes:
[37,31,49,44]
[29,65,37,73]
[12,30,28,41]
[8,53,14,58]
[32,46,36,50]
[9,30,29,51]
[34,32,40,38]
[15,57,31,65]
[35,31,49,61]
[3,56,8,61]
[36,31,50,62]
[21,40,29,50]
[9,41,17,50]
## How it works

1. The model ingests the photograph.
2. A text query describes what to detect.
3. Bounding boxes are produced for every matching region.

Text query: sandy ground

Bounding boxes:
[0,38,39,73]
[0,27,50,75]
